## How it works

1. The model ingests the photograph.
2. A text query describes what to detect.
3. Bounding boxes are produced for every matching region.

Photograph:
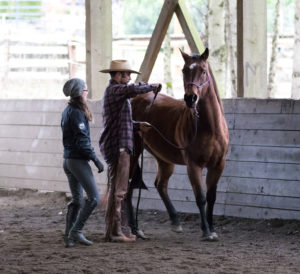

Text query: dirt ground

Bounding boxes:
[0,188,299,274]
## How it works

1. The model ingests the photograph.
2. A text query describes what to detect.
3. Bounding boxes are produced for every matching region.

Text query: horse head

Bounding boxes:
[180,48,210,108]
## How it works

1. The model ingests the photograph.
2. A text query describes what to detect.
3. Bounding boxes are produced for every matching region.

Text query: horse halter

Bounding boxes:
[184,79,210,108]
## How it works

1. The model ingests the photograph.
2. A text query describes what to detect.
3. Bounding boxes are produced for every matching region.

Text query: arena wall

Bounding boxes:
[0,98,299,220]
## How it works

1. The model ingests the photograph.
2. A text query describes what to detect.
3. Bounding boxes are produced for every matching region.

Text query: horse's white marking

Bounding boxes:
[189,63,197,70]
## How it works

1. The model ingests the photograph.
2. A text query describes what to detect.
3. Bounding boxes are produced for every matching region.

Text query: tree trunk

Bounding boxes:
[268,0,280,98]
[163,27,173,96]
[208,0,226,97]
[292,0,300,99]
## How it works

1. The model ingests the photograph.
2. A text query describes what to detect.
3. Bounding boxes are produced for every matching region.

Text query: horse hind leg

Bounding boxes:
[155,159,183,233]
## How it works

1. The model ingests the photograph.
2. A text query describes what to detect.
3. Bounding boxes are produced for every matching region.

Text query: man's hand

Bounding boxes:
[151,83,162,94]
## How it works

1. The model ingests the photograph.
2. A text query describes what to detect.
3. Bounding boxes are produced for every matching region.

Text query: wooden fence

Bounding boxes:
[0,98,299,220]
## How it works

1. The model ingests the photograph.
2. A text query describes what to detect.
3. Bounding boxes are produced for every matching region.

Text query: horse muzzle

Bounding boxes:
[184,94,197,108]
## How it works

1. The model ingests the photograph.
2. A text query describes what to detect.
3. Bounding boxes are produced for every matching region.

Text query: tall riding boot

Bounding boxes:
[67,198,98,247]
[64,202,80,247]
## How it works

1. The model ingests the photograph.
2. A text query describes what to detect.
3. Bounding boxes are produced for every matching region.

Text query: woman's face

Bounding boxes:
[81,85,88,102]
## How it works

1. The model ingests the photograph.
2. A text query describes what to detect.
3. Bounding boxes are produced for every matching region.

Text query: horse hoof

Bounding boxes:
[171,225,183,233]
[202,233,218,242]
[136,229,150,240]
[211,232,219,240]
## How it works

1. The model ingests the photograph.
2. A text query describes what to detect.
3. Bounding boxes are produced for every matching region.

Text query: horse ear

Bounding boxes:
[179,48,190,62]
[201,48,209,61]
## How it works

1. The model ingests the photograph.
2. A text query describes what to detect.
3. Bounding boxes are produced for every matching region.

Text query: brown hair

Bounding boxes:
[69,96,93,121]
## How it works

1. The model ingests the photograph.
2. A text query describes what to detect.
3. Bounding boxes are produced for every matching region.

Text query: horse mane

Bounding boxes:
[207,62,224,114]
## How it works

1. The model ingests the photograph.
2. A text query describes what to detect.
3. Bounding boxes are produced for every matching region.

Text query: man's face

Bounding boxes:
[120,72,131,84]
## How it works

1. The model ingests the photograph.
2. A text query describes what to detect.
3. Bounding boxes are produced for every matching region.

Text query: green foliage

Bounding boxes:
[123,0,163,34]
[186,0,208,36]
[0,0,42,19]
[166,81,172,88]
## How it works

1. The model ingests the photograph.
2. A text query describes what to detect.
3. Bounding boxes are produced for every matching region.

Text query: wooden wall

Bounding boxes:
[0,98,299,220]
[0,99,106,194]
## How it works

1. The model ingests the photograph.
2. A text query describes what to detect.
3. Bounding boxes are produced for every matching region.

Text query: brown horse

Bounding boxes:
[128,48,229,240]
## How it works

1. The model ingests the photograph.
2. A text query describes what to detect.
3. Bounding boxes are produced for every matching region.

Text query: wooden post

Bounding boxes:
[175,0,205,54]
[243,0,267,98]
[237,0,244,97]
[85,0,112,99]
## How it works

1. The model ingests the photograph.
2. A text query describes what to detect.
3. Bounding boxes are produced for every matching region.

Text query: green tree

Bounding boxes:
[123,0,163,34]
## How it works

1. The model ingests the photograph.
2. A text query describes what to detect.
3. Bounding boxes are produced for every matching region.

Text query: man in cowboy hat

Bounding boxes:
[99,59,161,242]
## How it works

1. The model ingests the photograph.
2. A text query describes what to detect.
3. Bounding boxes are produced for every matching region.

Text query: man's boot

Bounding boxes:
[67,198,98,247]
[64,201,80,247]
[105,182,135,242]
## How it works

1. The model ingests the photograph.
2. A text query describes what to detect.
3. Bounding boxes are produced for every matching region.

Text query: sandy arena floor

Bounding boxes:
[0,188,299,274]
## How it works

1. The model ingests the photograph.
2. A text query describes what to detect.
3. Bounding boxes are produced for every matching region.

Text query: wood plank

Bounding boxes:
[136,0,179,82]
[142,173,300,198]
[0,111,102,127]
[224,176,300,197]
[0,138,62,153]
[0,125,101,141]
[0,177,108,194]
[0,99,102,113]
[229,129,300,147]
[234,113,300,130]
[0,164,107,187]
[0,138,101,158]
[223,99,300,114]
[224,204,300,220]
[143,158,300,181]
[0,99,67,112]
[175,0,205,54]
[0,151,105,171]
[225,193,300,211]
[227,145,300,164]
[223,160,300,181]
[0,177,70,193]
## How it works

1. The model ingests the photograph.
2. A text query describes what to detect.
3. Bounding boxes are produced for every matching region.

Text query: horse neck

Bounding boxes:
[196,71,225,133]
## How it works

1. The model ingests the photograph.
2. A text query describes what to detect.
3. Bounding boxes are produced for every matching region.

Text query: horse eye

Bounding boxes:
[202,71,206,75]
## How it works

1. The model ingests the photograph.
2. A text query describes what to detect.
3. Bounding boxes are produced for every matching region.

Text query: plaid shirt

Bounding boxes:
[99,79,155,164]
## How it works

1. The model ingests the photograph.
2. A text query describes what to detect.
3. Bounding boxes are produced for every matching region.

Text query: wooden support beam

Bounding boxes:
[175,0,205,54]
[86,0,112,99]
[236,0,267,98]
[136,0,179,83]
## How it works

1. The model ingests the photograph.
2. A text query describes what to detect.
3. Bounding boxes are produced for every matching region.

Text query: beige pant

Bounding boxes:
[105,150,133,240]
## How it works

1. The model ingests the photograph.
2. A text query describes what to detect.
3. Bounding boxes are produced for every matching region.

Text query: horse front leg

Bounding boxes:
[206,164,225,240]
[155,160,182,233]
[187,163,214,241]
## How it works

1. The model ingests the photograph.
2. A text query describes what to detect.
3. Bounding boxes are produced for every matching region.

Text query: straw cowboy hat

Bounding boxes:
[99,60,140,74]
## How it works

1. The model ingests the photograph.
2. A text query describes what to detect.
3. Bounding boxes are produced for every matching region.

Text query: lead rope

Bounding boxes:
[135,131,144,232]
[135,90,158,237]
